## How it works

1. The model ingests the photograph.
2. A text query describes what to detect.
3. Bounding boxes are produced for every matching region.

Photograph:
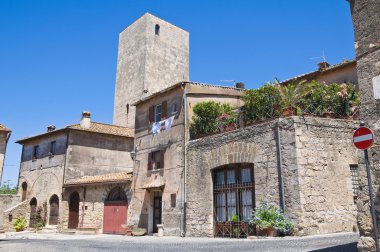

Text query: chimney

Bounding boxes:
[47,125,56,132]
[318,61,330,70]
[235,82,245,89]
[80,111,91,129]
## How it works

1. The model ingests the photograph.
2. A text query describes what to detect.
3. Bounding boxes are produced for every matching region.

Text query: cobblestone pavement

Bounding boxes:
[0,232,358,252]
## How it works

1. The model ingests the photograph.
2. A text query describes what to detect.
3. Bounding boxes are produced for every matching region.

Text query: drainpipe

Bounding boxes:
[81,186,86,227]
[275,121,285,212]
[180,83,188,237]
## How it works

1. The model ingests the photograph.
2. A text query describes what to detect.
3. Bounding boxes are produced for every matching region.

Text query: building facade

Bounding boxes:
[349,0,380,251]
[0,124,11,185]
[3,112,134,234]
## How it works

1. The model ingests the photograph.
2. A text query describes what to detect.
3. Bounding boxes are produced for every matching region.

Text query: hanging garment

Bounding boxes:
[165,116,175,131]
[152,122,160,135]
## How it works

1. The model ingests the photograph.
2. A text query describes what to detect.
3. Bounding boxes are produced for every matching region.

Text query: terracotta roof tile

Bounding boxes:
[0,124,11,132]
[64,172,132,186]
[68,122,134,137]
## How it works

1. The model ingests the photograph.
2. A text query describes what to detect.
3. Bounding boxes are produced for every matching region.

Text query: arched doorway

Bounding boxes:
[21,182,27,201]
[103,186,128,234]
[49,194,59,225]
[213,163,255,238]
[68,192,79,229]
[29,198,37,228]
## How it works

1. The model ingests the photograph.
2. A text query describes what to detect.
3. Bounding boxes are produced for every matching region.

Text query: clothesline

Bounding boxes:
[152,116,175,135]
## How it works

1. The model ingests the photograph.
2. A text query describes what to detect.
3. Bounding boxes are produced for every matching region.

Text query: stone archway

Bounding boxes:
[49,194,59,225]
[29,198,37,228]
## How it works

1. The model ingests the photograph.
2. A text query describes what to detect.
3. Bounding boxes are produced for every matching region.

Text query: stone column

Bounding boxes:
[349,1,380,251]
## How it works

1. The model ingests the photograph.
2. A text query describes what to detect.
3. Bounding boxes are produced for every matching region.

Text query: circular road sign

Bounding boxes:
[353,127,374,150]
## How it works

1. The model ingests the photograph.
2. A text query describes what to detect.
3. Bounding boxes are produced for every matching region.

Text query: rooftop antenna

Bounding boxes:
[220,80,236,86]
[310,51,327,62]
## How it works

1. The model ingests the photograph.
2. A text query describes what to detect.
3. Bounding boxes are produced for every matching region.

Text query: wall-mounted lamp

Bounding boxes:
[130,150,136,161]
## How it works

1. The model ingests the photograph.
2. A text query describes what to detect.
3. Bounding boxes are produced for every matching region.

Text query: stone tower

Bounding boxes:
[0,124,11,185]
[113,13,189,128]
[349,0,380,251]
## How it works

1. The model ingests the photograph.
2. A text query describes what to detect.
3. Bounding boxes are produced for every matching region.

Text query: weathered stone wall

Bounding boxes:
[292,117,358,235]
[3,200,28,232]
[60,183,132,232]
[186,119,282,237]
[349,0,380,251]
[65,131,134,181]
[0,131,10,184]
[0,195,20,228]
[113,13,189,128]
[185,117,358,237]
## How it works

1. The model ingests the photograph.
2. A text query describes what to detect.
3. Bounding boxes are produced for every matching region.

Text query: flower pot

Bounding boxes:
[132,228,147,236]
[282,106,296,117]
[257,227,277,237]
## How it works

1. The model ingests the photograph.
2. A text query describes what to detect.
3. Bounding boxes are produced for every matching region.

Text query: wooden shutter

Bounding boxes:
[149,106,154,124]
[160,149,165,169]
[171,194,176,208]
[161,101,167,120]
[148,152,152,171]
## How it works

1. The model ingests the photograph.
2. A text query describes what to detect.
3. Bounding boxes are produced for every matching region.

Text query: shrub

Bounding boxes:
[13,216,27,232]
[190,101,236,138]
[251,201,293,235]
[242,84,282,122]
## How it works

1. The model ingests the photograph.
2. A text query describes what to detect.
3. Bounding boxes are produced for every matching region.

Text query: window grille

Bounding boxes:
[350,164,359,202]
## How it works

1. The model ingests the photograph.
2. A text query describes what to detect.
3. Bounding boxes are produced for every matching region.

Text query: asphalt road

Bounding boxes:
[0,232,359,252]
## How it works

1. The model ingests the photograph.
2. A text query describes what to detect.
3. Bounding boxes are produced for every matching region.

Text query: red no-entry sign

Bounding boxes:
[353,127,374,150]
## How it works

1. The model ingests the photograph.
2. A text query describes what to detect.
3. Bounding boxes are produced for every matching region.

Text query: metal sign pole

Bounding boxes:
[364,148,379,252]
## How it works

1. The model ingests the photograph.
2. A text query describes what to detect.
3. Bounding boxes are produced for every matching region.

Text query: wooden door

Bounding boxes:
[29,198,37,228]
[68,192,79,229]
[103,201,128,234]
[49,195,59,225]
[153,195,162,233]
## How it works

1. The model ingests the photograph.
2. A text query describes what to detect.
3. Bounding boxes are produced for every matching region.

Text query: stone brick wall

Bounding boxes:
[113,13,189,128]
[0,194,21,228]
[185,117,358,237]
[60,183,132,232]
[3,199,28,232]
[0,131,10,184]
[349,0,380,251]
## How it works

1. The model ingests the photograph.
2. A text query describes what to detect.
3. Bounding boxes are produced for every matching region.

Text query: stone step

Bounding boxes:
[41,225,58,233]
[0,226,5,233]
[61,229,76,235]
[75,226,100,235]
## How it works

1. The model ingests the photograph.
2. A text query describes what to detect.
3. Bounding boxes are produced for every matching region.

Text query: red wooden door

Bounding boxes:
[68,192,79,229]
[103,201,128,234]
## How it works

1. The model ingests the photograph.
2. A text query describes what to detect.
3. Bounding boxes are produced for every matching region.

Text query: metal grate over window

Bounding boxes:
[350,164,359,202]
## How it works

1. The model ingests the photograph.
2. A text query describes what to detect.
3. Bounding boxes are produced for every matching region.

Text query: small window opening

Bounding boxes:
[171,194,176,208]
[126,104,130,114]
[350,164,359,203]
[33,145,39,160]
[155,24,160,36]
[154,104,162,123]
[171,103,177,115]
[50,141,56,155]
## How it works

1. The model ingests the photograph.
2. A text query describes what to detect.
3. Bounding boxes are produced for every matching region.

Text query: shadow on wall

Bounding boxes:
[310,242,358,252]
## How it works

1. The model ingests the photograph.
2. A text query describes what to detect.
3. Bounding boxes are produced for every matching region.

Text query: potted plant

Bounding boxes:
[121,224,134,236]
[132,228,147,236]
[278,81,311,117]
[251,201,293,237]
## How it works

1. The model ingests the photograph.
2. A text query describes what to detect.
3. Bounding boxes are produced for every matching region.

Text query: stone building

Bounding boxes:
[279,59,358,86]
[0,124,11,185]
[129,81,359,237]
[348,0,380,251]
[2,112,134,234]
[113,13,189,129]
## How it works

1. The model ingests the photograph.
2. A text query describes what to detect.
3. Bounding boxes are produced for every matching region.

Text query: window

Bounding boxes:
[155,24,160,36]
[171,103,177,115]
[50,141,56,155]
[213,164,254,222]
[154,104,162,123]
[148,150,164,170]
[350,164,359,203]
[171,194,176,208]
[32,145,39,160]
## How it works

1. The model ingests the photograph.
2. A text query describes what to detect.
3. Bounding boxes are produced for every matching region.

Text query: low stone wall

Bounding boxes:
[0,194,20,228]
[185,116,358,237]
[3,199,28,232]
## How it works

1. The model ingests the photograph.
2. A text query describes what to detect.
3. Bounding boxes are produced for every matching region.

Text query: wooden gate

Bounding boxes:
[68,192,79,229]
[49,195,59,225]
[103,201,128,234]
[29,198,37,228]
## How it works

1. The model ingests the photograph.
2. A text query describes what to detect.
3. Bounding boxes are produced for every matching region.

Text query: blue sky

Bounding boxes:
[0,0,354,185]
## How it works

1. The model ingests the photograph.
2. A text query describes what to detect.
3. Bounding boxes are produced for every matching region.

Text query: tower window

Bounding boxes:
[155,24,160,36]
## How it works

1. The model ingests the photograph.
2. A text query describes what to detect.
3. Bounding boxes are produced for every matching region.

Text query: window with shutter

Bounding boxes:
[149,106,154,124]
[149,149,165,170]
[148,153,153,171]
[161,101,167,120]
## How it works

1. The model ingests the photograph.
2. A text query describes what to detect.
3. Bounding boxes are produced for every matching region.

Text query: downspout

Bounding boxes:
[275,121,285,212]
[180,83,188,237]
[81,186,86,227]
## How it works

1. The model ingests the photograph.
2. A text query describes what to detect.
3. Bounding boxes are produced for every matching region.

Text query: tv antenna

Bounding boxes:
[310,51,327,62]
[220,80,236,85]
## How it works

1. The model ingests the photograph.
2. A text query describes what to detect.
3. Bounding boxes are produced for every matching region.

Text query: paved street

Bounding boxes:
[0,232,358,252]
